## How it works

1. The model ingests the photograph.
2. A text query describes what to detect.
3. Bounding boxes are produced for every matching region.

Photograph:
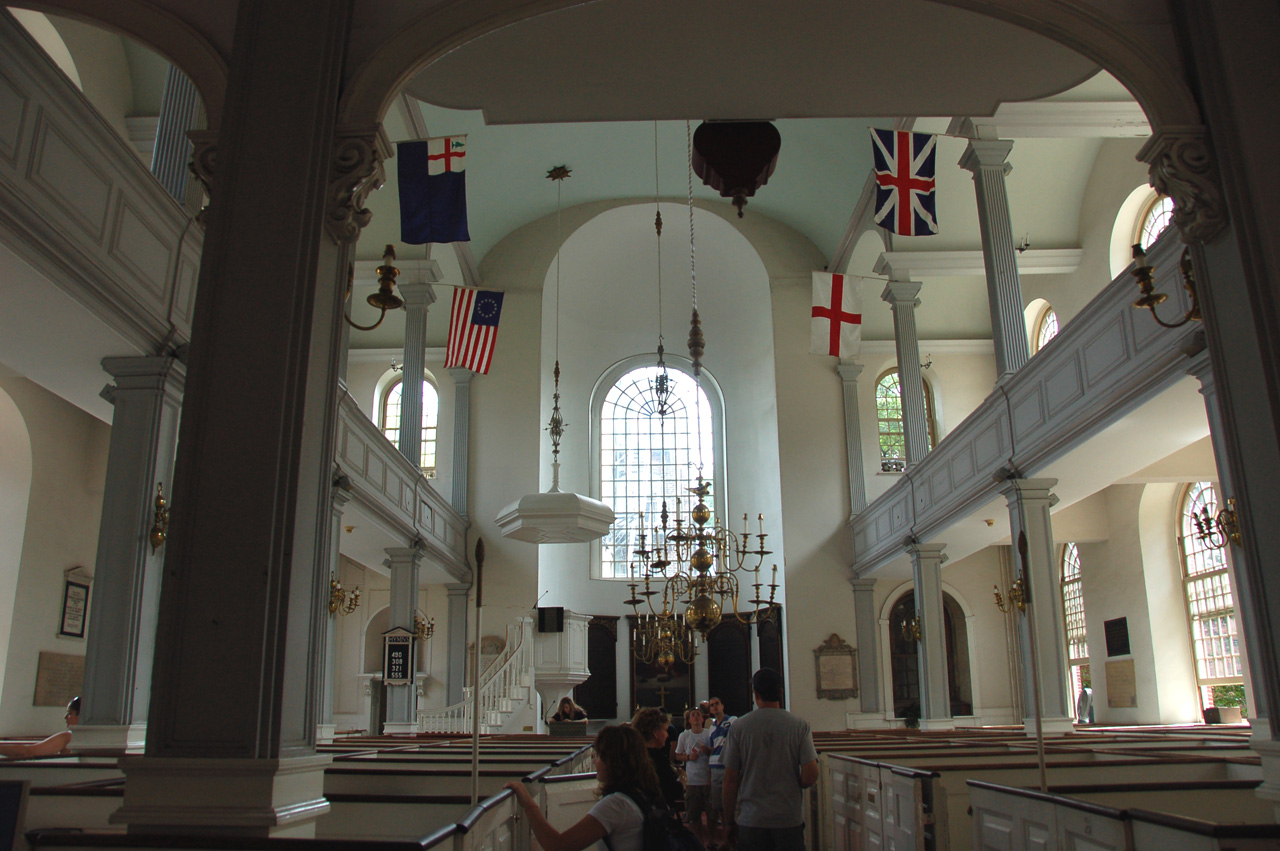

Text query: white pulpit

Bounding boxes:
[532,609,591,733]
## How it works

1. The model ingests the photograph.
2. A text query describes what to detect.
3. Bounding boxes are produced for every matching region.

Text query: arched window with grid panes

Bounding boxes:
[1137,195,1175,251]
[1034,306,1059,353]
[380,376,439,477]
[875,368,936,472]
[1177,482,1244,713]
[1060,542,1090,719]
[596,363,720,579]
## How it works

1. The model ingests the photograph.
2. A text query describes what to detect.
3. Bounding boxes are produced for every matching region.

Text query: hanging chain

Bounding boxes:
[686,120,705,480]
[546,166,572,464]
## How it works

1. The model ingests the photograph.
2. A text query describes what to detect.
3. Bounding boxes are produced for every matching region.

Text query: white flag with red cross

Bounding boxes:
[810,272,863,358]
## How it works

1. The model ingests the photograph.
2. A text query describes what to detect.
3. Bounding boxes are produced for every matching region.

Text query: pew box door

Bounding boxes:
[880,768,928,851]
[860,761,885,851]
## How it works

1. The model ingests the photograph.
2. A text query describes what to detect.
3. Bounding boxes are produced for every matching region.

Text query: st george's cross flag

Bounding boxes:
[398,135,471,244]
[810,272,862,358]
[871,128,938,236]
[445,287,504,374]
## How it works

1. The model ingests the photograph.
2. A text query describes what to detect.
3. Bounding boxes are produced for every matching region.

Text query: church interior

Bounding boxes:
[1,1,1279,848]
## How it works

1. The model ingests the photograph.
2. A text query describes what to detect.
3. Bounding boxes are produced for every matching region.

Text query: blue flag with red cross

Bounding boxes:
[398,135,470,244]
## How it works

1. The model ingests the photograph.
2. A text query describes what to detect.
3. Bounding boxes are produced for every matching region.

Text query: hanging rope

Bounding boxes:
[686,120,705,480]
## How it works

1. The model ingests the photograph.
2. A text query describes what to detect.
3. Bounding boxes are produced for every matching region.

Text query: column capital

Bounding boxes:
[448,367,475,384]
[836,361,865,383]
[999,477,1058,505]
[101,356,186,393]
[446,582,472,595]
[383,545,425,569]
[1186,348,1215,387]
[1137,126,1227,244]
[325,125,393,244]
[906,542,948,565]
[958,138,1015,174]
[399,281,438,309]
[849,577,877,593]
[881,279,922,306]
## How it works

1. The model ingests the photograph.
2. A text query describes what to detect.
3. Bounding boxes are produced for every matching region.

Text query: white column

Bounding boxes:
[850,578,881,715]
[384,546,424,733]
[317,481,352,744]
[397,280,437,470]
[881,280,930,468]
[114,1,368,835]
[908,543,953,730]
[836,362,869,517]
[1187,351,1267,735]
[1000,478,1074,735]
[75,356,184,753]
[958,139,1030,380]
[446,582,470,705]
[448,367,473,518]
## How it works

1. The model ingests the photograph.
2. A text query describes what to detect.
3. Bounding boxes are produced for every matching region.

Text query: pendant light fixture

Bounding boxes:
[496,166,616,544]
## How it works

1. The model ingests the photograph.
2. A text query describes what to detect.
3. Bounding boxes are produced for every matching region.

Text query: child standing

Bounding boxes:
[675,707,712,847]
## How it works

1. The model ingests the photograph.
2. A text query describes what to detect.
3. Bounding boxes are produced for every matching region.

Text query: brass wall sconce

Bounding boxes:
[344,245,404,331]
[149,483,169,553]
[1131,243,1201,329]
[329,576,361,615]
[1193,497,1242,550]
[413,610,436,641]
[993,576,1027,614]
[900,614,922,643]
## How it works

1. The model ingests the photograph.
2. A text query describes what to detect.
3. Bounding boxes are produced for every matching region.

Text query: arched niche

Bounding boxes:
[881,583,977,720]
[0,386,32,704]
[363,605,390,674]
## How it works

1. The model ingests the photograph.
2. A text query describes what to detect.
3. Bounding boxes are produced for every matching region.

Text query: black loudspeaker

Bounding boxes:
[538,606,565,633]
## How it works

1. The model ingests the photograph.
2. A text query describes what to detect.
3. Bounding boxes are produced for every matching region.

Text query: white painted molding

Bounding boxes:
[347,347,447,364]
[851,231,1197,575]
[956,101,1151,139]
[353,256,442,286]
[874,248,1083,280]
[859,339,995,356]
[334,391,470,583]
[0,15,201,352]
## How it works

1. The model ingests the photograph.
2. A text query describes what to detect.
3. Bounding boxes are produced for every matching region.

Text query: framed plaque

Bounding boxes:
[814,633,858,700]
[383,627,414,685]
[59,577,90,639]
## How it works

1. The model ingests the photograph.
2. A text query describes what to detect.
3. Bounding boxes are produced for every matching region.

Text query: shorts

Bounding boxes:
[684,784,710,821]
[708,770,725,812]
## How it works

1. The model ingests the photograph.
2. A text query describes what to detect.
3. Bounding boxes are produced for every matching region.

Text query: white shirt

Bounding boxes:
[587,791,644,851]
[676,728,712,785]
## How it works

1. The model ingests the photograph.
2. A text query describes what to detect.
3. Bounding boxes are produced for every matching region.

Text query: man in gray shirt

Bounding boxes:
[721,668,819,851]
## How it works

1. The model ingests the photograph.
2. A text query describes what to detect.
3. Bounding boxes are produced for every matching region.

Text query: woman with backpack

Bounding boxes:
[505,724,660,851]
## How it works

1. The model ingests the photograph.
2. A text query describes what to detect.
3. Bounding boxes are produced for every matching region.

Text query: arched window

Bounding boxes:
[875,369,936,472]
[1034,307,1060,353]
[1177,482,1243,712]
[380,377,439,476]
[1061,542,1090,717]
[597,364,718,580]
[1137,195,1175,251]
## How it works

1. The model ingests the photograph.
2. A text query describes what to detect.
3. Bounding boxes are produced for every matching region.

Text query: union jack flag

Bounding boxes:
[871,129,938,236]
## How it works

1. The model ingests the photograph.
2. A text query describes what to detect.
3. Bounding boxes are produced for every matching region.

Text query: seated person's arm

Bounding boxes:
[0,731,71,759]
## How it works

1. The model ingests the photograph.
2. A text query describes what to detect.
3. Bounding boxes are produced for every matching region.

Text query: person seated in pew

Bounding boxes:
[0,697,78,759]
[506,724,661,851]
[550,697,588,723]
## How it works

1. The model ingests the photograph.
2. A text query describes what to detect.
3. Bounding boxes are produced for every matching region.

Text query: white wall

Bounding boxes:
[0,378,108,734]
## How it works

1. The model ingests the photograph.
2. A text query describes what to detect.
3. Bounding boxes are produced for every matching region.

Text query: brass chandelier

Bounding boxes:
[626,122,780,669]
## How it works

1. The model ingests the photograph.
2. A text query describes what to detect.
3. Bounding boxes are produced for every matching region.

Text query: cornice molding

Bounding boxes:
[875,249,1083,280]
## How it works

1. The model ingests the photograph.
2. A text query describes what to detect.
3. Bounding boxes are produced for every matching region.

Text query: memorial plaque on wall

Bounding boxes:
[814,634,858,700]
[1105,659,1137,708]
[383,627,414,685]
[58,577,90,639]
[34,652,83,706]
